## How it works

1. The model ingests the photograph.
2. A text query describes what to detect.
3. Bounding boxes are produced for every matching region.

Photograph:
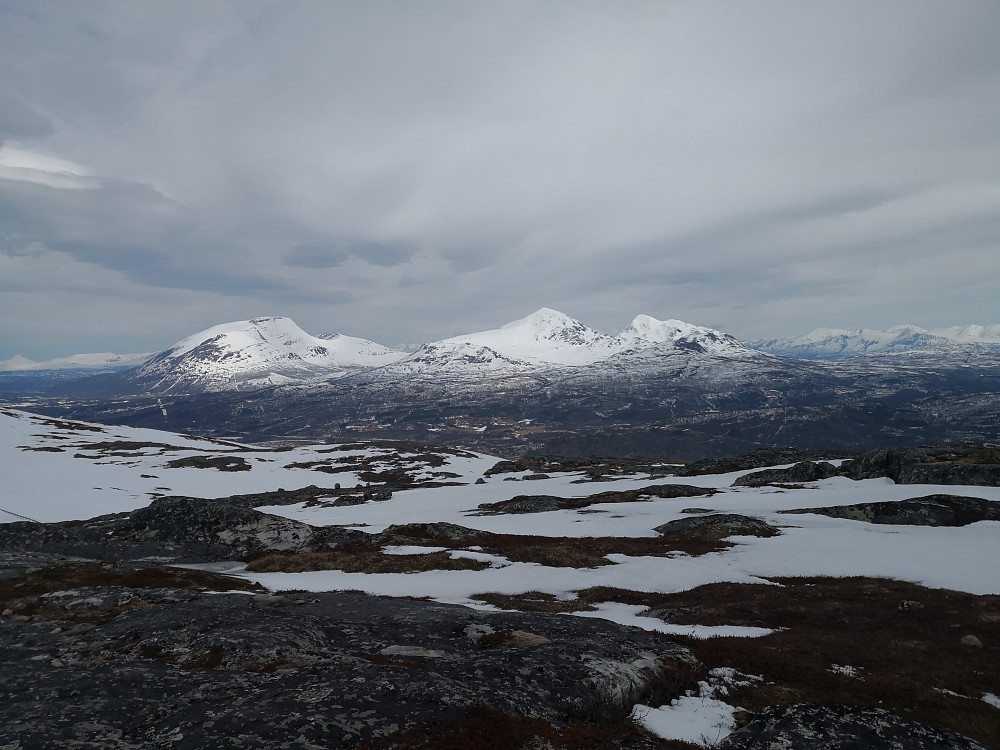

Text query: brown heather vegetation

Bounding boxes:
[357,703,694,750]
[0,562,262,603]
[244,522,763,574]
[480,577,1000,749]
[245,541,492,574]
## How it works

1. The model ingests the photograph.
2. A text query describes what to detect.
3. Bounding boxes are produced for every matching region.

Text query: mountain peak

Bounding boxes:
[132,316,403,391]
[617,315,748,355]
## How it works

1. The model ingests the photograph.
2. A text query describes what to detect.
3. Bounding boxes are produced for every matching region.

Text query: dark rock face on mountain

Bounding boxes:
[782,494,1000,527]
[0,583,696,749]
[716,703,992,750]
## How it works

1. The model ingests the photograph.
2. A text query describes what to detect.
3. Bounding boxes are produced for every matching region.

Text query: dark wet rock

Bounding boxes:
[479,495,566,514]
[380,522,489,542]
[129,496,319,556]
[477,484,715,515]
[676,448,859,477]
[716,703,990,750]
[485,455,684,480]
[654,514,780,538]
[164,454,252,471]
[780,494,1000,526]
[0,495,368,565]
[332,494,366,506]
[732,461,841,487]
[0,588,698,749]
[840,446,1000,486]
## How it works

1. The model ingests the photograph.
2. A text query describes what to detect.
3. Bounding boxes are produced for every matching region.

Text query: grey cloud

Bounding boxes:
[0,87,54,139]
[1,1,999,357]
[283,241,415,269]
[283,244,351,269]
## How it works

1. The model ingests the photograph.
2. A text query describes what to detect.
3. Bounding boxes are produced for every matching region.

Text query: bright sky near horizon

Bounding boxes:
[1,1,998,359]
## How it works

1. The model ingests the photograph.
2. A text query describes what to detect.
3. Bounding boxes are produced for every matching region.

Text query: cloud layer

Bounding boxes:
[1,1,998,358]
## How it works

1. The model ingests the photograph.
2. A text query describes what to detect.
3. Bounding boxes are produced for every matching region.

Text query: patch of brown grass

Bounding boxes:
[617,577,999,749]
[475,531,735,568]
[244,542,492,574]
[367,653,428,670]
[357,703,692,750]
[472,591,594,613]
[0,562,262,603]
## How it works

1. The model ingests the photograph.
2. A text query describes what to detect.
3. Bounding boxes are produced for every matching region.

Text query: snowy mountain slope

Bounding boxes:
[748,324,1000,359]
[129,316,405,392]
[0,351,154,372]
[66,309,758,392]
[411,308,619,368]
[616,314,748,356]
[384,309,756,377]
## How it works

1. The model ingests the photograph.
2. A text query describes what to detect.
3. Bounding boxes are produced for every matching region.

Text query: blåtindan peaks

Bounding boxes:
[411,308,750,369]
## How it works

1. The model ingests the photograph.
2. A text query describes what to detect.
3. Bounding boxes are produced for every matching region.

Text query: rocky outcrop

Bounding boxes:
[0,585,698,749]
[675,448,859,477]
[477,484,715,515]
[653,514,780,538]
[717,703,991,749]
[781,494,1000,526]
[840,446,1000,486]
[732,460,841,487]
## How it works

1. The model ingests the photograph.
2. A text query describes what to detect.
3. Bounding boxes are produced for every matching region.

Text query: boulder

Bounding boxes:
[780,494,1000,526]
[733,461,840,487]
[717,703,990,749]
[654,514,780,538]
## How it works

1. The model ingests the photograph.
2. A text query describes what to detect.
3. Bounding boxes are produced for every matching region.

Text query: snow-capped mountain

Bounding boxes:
[0,351,154,372]
[748,324,1000,359]
[130,316,405,392]
[617,314,748,356]
[392,309,754,376]
[48,309,759,394]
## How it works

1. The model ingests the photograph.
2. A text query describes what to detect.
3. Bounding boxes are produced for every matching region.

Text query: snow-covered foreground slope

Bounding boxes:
[4,408,998,608]
[0,408,493,523]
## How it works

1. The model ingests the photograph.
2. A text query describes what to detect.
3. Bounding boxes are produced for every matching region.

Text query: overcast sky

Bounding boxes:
[1,0,998,359]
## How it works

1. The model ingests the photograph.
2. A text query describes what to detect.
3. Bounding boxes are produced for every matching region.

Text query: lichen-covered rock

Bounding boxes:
[716,703,991,749]
[840,447,1000,486]
[653,514,780,538]
[0,588,698,749]
[732,461,841,487]
[129,496,319,555]
[781,494,1000,526]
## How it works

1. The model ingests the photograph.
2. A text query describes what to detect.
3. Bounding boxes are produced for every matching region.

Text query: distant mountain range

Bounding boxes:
[0,351,154,372]
[6,314,998,383]
[748,324,1000,359]
[5,308,995,460]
